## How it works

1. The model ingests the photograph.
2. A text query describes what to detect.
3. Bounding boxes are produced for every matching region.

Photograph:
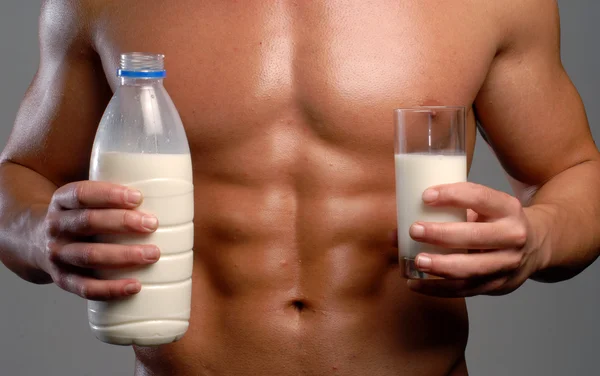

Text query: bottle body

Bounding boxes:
[88,54,194,346]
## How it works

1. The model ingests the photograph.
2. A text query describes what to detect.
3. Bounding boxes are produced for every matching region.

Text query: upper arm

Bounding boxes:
[474,0,598,193]
[1,0,112,187]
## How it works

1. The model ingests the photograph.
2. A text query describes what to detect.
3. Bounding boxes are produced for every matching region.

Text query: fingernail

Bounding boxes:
[410,224,425,238]
[416,255,432,271]
[422,189,439,203]
[142,216,158,231]
[142,247,160,262]
[126,190,143,205]
[124,283,141,295]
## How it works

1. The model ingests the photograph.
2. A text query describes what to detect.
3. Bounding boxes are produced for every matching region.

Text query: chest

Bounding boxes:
[94,0,496,152]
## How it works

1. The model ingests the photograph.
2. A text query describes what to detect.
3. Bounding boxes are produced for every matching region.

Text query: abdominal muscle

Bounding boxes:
[132,128,470,376]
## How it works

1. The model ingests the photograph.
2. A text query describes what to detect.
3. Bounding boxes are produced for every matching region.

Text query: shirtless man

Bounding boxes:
[1,0,599,375]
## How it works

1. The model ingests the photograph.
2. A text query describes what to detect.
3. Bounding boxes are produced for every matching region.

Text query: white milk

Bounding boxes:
[395,153,466,261]
[88,152,194,346]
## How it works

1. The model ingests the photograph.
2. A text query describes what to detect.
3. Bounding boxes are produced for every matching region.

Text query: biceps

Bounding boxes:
[2,54,111,186]
[474,51,596,186]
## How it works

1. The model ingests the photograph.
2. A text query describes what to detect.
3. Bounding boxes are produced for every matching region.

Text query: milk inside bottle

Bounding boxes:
[88,53,194,346]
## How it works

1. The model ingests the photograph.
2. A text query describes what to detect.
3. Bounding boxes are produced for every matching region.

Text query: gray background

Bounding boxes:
[0,1,598,375]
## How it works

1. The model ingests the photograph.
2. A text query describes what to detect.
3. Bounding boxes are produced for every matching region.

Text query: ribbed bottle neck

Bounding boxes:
[121,53,164,70]
[118,53,166,80]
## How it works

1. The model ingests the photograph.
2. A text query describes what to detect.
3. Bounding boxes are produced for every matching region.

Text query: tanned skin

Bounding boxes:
[1,1,599,375]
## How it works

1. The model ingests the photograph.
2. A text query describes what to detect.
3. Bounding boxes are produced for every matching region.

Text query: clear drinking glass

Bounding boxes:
[394,106,467,279]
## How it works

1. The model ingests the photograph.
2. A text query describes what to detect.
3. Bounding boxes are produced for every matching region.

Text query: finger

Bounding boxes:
[49,242,160,269]
[54,272,141,301]
[48,209,158,236]
[409,220,527,250]
[52,181,143,210]
[422,182,522,218]
[413,250,522,280]
[467,209,478,222]
[407,276,511,298]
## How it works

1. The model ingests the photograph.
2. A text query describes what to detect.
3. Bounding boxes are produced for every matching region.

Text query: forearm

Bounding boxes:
[521,159,600,282]
[0,161,56,284]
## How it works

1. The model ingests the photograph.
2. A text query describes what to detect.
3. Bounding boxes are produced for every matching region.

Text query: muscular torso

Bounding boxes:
[90,1,496,374]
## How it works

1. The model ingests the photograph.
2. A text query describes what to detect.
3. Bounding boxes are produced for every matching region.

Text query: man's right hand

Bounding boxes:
[40,181,159,301]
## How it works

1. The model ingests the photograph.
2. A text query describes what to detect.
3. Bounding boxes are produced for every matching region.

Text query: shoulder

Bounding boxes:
[491,0,560,56]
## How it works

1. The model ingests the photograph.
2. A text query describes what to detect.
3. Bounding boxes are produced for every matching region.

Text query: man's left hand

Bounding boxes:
[405,182,549,297]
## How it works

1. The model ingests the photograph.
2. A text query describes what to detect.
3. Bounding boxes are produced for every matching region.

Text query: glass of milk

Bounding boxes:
[394,107,467,279]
